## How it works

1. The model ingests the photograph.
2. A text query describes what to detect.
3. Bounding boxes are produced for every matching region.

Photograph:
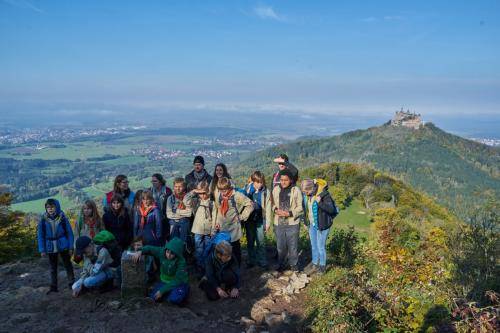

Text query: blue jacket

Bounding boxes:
[133,207,163,246]
[37,199,74,253]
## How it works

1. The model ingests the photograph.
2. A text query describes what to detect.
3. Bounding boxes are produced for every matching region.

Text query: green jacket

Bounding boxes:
[142,237,188,294]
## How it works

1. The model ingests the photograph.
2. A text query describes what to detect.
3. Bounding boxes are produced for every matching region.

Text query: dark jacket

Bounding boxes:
[185,169,213,192]
[303,179,338,231]
[205,251,241,289]
[272,161,299,187]
[133,207,163,246]
[103,208,133,250]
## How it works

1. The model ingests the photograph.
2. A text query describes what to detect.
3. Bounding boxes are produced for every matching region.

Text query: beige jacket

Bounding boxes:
[270,186,304,226]
[166,193,192,220]
[212,191,254,242]
[190,197,214,236]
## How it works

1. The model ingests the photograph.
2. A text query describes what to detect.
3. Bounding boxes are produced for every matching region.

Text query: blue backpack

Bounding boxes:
[201,231,231,263]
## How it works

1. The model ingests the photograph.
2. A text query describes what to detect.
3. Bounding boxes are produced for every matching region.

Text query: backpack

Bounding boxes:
[201,231,231,264]
[96,240,122,268]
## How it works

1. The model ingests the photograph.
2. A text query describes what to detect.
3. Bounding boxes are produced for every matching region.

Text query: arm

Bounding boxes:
[64,216,74,251]
[237,193,254,222]
[154,209,162,240]
[177,196,193,218]
[133,210,139,237]
[141,245,163,259]
[37,218,46,254]
[291,188,304,221]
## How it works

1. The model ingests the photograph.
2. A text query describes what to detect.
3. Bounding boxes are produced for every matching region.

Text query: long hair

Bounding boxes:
[133,189,144,211]
[110,194,126,217]
[113,175,128,193]
[152,173,166,186]
[80,199,100,220]
[211,163,231,194]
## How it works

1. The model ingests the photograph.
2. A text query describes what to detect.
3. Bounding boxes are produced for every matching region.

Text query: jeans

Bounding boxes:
[274,224,300,267]
[150,282,190,304]
[245,221,267,266]
[48,250,75,288]
[309,226,330,266]
[169,218,190,244]
[194,234,211,270]
[83,270,113,288]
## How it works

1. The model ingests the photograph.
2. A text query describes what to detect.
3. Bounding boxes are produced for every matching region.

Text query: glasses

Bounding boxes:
[121,181,129,184]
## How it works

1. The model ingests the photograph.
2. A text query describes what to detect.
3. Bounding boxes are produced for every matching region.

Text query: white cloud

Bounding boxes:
[1,0,44,13]
[253,5,286,22]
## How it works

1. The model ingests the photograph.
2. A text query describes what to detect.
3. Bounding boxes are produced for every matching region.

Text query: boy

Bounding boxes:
[166,178,192,244]
[131,237,189,305]
[37,198,75,293]
[72,231,117,297]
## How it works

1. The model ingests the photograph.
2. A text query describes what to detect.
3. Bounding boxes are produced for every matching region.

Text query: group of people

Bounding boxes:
[37,154,338,305]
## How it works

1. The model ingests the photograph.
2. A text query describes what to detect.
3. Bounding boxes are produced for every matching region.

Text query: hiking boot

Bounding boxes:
[303,262,318,275]
[46,286,58,294]
[317,265,327,275]
[276,264,287,273]
[290,265,299,273]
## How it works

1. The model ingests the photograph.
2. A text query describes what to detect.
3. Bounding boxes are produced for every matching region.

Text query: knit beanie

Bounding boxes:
[193,155,205,165]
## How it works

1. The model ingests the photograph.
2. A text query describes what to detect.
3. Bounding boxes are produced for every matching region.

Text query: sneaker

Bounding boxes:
[290,265,299,272]
[46,286,58,294]
[276,264,286,273]
[318,265,327,274]
[303,262,318,275]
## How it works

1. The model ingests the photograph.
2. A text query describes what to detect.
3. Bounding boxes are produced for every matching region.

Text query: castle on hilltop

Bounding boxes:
[391,108,423,129]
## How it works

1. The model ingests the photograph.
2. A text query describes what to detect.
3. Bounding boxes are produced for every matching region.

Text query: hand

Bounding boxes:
[217,287,229,298]
[72,288,80,297]
[215,224,221,231]
[154,291,162,301]
[230,288,239,298]
[315,196,321,203]
[276,210,290,217]
[273,157,285,164]
[41,252,46,258]
[264,223,270,233]
[132,251,142,264]
[303,224,309,233]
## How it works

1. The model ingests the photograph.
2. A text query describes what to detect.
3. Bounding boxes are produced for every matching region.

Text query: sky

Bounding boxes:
[0,0,499,122]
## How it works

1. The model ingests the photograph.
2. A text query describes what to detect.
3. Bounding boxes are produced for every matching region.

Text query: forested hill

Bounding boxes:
[235,122,500,218]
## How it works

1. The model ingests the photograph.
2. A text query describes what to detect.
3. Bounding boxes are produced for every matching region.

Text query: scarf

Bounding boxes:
[174,193,186,210]
[80,216,98,238]
[219,190,234,217]
[139,204,157,230]
[193,169,208,182]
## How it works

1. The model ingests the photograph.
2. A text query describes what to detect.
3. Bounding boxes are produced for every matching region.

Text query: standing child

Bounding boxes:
[187,181,214,274]
[74,199,103,246]
[244,171,273,269]
[212,177,254,265]
[103,195,132,251]
[72,231,118,297]
[131,237,189,305]
[166,178,192,245]
[37,198,75,293]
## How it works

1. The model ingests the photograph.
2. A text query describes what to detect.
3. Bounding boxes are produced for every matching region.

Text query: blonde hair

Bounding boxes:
[215,241,232,256]
[196,180,210,193]
[217,177,233,191]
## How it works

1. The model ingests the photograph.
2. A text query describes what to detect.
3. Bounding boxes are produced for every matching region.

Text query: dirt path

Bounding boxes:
[0,251,312,333]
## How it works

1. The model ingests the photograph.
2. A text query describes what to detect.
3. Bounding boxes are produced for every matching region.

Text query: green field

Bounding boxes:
[12,193,75,214]
[333,199,372,236]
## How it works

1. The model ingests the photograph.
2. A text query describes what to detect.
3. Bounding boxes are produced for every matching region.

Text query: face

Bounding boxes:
[83,204,93,217]
[278,163,286,171]
[111,200,122,211]
[280,175,291,188]
[215,166,224,178]
[46,205,56,215]
[151,176,160,189]
[142,196,153,207]
[219,188,231,196]
[216,251,231,263]
[199,192,209,200]
[165,249,175,260]
[84,244,94,256]
[119,178,129,191]
[174,182,185,195]
[303,189,314,196]
[194,162,204,172]
[253,181,263,191]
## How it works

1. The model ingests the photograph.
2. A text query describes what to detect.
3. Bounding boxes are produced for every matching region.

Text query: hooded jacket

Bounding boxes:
[303,179,338,231]
[133,206,163,246]
[142,237,188,294]
[270,185,304,226]
[37,199,74,253]
[205,250,241,289]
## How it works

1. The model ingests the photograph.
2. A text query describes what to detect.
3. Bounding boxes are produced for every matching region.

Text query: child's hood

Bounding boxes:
[315,179,328,195]
[93,230,116,244]
[164,237,184,258]
[44,198,62,217]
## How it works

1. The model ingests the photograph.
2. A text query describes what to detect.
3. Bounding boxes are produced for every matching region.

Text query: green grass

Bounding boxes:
[12,193,75,214]
[334,199,372,236]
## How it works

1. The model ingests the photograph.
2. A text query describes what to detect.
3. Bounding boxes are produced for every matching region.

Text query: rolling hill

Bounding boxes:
[234,122,500,218]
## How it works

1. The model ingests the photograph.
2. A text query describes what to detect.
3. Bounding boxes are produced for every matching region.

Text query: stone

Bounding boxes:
[281,311,292,324]
[120,251,147,299]
[264,313,282,327]
[240,316,255,326]
[250,302,270,324]
[108,301,122,310]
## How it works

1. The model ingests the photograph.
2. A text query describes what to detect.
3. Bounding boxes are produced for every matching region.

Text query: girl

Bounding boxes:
[103,175,135,218]
[243,171,273,269]
[103,195,133,251]
[212,177,254,265]
[74,200,103,246]
[209,163,232,200]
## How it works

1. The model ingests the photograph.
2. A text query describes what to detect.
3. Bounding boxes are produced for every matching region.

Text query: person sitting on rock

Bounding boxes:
[72,231,118,297]
[199,240,240,300]
[131,237,189,305]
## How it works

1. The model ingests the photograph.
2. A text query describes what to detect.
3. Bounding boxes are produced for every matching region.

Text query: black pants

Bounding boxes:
[274,224,300,268]
[231,240,241,266]
[200,269,238,301]
[48,250,75,289]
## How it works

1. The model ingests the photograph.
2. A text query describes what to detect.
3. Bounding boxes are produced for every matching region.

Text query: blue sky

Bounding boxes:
[0,0,499,118]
